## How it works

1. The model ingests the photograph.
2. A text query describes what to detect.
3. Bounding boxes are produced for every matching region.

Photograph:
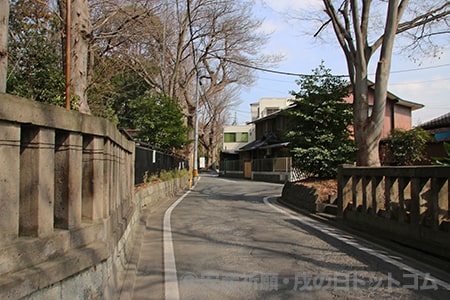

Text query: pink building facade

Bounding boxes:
[344,82,423,139]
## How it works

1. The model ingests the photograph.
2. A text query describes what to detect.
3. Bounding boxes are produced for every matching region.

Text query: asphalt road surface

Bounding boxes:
[147,173,450,299]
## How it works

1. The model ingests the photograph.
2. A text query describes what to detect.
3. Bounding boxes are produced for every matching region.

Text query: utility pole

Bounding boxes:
[193,69,199,178]
[187,0,200,179]
[65,0,71,109]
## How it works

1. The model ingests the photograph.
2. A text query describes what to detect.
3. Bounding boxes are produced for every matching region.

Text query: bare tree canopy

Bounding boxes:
[89,0,277,164]
[91,0,275,120]
[198,86,240,167]
[5,0,276,164]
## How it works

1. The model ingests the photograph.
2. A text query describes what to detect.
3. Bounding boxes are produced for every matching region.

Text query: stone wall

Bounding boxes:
[281,181,320,213]
[0,94,188,299]
[252,172,290,184]
[337,165,450,260]
[16,177,189,300]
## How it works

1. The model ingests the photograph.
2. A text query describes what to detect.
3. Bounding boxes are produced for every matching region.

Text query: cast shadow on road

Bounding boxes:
[160,223,372,274]
[133,175,448,298]
[142,223,441,298]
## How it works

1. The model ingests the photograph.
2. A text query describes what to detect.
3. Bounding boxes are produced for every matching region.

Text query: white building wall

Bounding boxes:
[222,124,255,152]
[250,98,293,120]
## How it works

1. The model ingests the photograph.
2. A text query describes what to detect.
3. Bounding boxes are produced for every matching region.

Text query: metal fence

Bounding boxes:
[220,158,292,173]
[252,157,292,172]
[220,157,305,182]
[219,159,244,172]
[134,143,189,185]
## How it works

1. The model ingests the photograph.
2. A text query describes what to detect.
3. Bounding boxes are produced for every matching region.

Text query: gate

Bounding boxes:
[244,161,252,179]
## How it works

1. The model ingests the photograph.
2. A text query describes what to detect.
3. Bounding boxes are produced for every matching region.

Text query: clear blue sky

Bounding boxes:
[232,0,450,126]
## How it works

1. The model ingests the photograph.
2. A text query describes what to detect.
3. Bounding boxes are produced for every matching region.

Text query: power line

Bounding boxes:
[227,108,252,114]
[390,63,450,74]
[389,77,450,86]
[256,68,450,84]
[214,54,450,79]
[213,55,348,78]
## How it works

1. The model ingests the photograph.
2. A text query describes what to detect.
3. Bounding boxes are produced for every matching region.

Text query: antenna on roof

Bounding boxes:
[232,112,237,125]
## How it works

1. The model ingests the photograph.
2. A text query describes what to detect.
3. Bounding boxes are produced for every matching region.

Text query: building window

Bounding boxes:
[266,108,278,115]
[224,133,236,142]
[240,132,249,142]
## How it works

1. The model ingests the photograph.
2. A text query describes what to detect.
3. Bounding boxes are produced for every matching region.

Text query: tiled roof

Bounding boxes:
[238,133,286,152]
[419,112,450,130]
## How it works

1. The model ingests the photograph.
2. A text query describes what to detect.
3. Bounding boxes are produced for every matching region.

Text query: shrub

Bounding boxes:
[432,142,450,165]
[383,128,431,165]
[141,169,189,185]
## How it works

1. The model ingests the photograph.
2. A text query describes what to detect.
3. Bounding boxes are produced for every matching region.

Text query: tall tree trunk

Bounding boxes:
[58,0,92,113]
[0,0,9,93]
[207,130,214,168]
[353,77,382,166]
[71,0,92,114]
[322,0,425,166]
[354,0,403,166]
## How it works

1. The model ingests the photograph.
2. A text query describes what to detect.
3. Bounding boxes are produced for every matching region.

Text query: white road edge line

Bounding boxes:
[164,177,201,300]
[263,196,450,291]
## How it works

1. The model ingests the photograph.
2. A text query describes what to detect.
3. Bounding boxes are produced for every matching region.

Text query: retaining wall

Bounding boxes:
[337,165,450,260]
[0,93,189,299]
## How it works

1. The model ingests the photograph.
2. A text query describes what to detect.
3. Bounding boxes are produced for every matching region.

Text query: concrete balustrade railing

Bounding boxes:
[338,165,450,259]
[0,94,136,298]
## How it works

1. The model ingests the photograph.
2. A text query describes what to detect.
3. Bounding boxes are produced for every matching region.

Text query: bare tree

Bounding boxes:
[176,0,272,125]
[90,0,275,155]
[58,0,93,113]
[198,87,239,167]
[92,0,272,115]
[315,0,449,166]
[0,0,9,93]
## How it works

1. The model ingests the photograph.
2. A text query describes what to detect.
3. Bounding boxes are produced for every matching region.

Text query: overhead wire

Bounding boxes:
[212,54,348,78]
[213,54,450,79]
[389,77,450,86]
[389,63,450,74]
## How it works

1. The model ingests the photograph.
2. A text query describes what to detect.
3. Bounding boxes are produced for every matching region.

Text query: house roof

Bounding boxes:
[366,80,424,111]
[221,149,240,155]
[259,142,290,149]
[419,112,450,130]
[238,133,288,152]
[249,104,296,124]
[238,138,267,151]
[249,81,423,125]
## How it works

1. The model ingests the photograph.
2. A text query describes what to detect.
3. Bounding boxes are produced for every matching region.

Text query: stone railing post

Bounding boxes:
[352,175,361,211]
[431,177,448,230]
[384,176,397,219]
[103,139,111,218]
[0,121,20,242]
[82,135,104,221]
[371,176,384,215]
[19,126,55,237]
[337,166,352,219]
[54,132,82,229]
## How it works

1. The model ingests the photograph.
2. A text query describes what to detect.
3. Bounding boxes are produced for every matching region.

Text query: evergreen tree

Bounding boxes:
[286,62,356,178]
[7,0,65,105]
[131,93,189,150]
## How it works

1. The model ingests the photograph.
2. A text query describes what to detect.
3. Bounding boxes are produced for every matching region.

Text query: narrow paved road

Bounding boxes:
[169,174,450,299]
[132,173,450,299]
